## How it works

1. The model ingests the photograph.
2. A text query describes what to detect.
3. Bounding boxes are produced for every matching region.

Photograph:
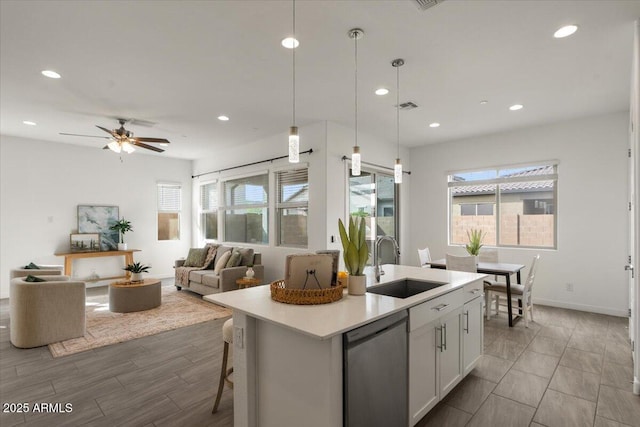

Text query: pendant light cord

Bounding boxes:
[354,33,358,148]
[396,64,400,158]
[292,0,296,126]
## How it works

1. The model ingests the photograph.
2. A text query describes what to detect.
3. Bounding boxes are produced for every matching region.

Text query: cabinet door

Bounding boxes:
[409,320,438,426]
[463,296,484,375]
[439,308,463,398]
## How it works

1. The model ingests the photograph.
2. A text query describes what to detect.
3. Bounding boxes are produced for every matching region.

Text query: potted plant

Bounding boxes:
[465,229,485,264]
[124,262,150,282]
[338,216,369,295]
[110,218,132,250]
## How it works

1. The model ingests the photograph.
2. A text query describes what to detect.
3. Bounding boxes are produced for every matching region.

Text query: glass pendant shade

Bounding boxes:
[351,145,361,176]
[289,126,299,163]
[394,158,403,184]
[107,140,121,153]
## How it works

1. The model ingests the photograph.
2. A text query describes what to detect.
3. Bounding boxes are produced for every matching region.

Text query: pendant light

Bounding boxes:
[392,58,404,184]
[288,0,299,163]
[349,28,364,176]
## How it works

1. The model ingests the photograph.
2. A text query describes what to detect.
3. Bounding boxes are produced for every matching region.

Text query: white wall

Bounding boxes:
[409,112,629,316]
[0,135,192,298]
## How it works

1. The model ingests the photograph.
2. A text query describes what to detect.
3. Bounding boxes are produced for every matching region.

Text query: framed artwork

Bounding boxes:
[77,205,119,251]
[70,233,101,252]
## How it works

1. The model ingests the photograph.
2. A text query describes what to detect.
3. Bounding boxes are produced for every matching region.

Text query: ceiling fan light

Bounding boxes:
[122,142,135,153]
[107,140,121,153]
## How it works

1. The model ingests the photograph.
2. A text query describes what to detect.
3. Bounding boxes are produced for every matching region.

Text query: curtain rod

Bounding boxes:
[192,149,314,179]
[341,155,411,175]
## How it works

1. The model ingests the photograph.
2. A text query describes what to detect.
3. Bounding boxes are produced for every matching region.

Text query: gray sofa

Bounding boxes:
[174,245,264,296]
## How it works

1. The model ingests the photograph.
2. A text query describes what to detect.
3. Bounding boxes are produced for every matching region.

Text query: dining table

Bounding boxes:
[429,259,526,327]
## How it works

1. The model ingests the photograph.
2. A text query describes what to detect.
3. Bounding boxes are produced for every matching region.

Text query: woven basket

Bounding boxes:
[270,280,344,305]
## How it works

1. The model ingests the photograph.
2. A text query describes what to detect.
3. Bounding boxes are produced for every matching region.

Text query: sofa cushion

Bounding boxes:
[237,248,255,266]
[188,270,220,288]
[226,250,242,268]
[202,245,219,269]
[214,246,233,266]
[214,251,232,274]
[184,248,208,267]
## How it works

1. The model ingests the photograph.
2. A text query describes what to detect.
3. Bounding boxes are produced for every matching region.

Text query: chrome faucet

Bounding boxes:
[374,235,400,282]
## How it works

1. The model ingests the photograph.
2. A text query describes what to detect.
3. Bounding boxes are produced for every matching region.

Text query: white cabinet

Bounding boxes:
[408,289,464,426]
[463,295,484,375]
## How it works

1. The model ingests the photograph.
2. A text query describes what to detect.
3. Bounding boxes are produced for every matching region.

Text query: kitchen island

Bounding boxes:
[204,264,486,427]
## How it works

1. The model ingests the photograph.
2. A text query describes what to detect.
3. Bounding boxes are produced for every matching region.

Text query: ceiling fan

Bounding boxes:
[60,119,170,153]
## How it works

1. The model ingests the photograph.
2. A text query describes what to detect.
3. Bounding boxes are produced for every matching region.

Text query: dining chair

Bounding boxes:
[417,247,432,268]
[486,254,540,328]
[479,248,500,320]
[445,254,477,273]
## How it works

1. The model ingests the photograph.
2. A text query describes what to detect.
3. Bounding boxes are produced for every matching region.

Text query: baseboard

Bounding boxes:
[533,298,628,318]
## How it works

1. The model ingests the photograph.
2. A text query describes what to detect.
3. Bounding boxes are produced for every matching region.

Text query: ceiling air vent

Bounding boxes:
[396,101,418,111]
[410,0,445,12]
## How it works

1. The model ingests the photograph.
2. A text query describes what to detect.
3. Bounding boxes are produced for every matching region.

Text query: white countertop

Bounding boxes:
[203,264,486,340]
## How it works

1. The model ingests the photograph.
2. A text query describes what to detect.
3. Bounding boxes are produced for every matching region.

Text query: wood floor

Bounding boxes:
[0,283,637,427]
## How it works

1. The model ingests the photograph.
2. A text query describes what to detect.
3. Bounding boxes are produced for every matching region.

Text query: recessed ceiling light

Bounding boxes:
[509,104,524,111]
[218,115,229,121]
[554,25,578,38]
[429,122,440,128]
[41,70,61,79]
[479,100,488,105]
[281,37,299,49]
[375,88,389,96]
[23,120,37,126]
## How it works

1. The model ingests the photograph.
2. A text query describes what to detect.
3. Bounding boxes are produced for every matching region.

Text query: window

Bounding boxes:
[222,174,268,244]
[276,167,308,247]
[200,181,218,241]
[449,164,557,248]
[157,183,181,240]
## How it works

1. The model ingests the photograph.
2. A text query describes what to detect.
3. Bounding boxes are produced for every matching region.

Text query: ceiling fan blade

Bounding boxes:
[102,145,110,150]
[131,137,170,144]
[96,125,118,137]
[60,132,110,139]
[132,141,165,153]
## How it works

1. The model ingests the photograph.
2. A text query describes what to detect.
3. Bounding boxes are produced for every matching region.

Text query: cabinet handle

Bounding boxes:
[464,310,469,333]
[437,326,444,352]
[471,288,481,294]
[432,303,449,311]
[442,323,447,351]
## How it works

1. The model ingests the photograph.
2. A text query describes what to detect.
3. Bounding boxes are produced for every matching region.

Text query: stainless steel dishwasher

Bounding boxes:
[343,310,408,427]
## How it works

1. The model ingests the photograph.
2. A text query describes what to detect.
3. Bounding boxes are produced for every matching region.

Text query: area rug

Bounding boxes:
[48,286,231,358]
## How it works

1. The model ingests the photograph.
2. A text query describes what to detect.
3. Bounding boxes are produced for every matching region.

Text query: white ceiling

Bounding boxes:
[1,0,639,160]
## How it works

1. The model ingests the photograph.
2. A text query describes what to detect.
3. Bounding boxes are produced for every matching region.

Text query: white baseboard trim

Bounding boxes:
[533,298,628,318]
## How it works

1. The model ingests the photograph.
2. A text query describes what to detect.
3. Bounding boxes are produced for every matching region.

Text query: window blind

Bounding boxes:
[157,184,181,212]
[224,174,268,206]
[200,182,217,211]
[276,168,309,205]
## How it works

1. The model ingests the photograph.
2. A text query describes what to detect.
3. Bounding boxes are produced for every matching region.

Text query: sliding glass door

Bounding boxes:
[348,169,398,266]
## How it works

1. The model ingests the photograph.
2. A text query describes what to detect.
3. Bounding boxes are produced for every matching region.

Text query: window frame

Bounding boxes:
[199,180,218,242]
[157,182,182,241]
[220,172,269,245]
[448,163,558,250]
[275,166,309,248]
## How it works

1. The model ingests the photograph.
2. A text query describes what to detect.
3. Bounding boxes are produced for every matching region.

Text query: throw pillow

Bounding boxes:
[214,250,232,274]
[202,245,219,269]
[237,248,255,266]
[226,250,242,268]
[24,262,40,269]
[184,248,209,267]
[24,275,46,282]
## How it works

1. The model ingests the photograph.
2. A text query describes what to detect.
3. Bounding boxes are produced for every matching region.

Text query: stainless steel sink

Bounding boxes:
[367,279,447,299]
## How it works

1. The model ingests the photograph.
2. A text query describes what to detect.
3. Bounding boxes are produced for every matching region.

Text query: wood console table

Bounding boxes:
[54,249,140,282]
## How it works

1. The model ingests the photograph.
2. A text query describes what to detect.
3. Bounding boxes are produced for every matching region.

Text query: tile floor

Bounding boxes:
[418,305,639,427]
[0,285,638,427]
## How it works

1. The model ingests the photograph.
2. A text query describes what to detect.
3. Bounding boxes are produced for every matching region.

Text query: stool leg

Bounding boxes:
[212,341,230,414]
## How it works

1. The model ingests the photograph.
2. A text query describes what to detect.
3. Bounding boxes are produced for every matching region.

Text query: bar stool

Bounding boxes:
[212,318,234,413]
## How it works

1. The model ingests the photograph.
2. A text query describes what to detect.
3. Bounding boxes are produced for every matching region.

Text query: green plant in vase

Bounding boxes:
[465,229,485,256]
[123,262,150,282]
[338,216,369,295]
[109,218,132,250]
